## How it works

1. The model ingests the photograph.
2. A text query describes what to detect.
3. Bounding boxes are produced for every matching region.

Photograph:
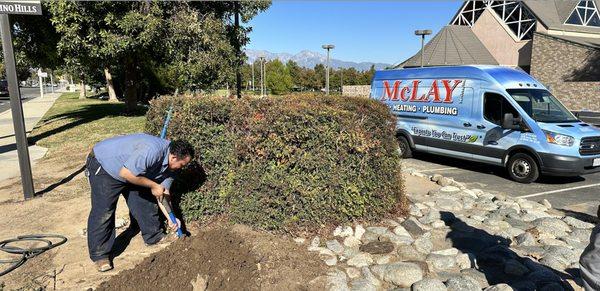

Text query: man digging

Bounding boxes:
[85,133,194,272]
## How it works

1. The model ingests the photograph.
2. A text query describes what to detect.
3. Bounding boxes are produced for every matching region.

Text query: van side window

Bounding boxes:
[483,93,519,126]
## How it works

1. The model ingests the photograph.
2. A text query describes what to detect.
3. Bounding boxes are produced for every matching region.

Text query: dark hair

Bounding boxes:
[169,140,195,160]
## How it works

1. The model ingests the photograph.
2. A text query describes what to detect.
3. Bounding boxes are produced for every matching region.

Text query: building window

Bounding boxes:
[565,0,600,27]
[451,1,537,40]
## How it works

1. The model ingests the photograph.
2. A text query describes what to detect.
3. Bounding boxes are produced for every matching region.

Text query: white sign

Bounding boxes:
[38,72,47,78]
[0,0,41,15]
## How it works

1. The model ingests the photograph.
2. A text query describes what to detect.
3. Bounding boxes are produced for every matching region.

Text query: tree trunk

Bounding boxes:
[124,57,138,113]
[234,3,242,99]
[104,67,118,102]
[79,73,86,99]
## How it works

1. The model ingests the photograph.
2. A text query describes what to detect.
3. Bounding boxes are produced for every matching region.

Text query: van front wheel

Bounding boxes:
[397,136,412,158]
[507,153,539,183]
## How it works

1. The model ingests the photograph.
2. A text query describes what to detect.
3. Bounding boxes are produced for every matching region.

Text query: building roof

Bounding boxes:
[523,0,600,34]
[536,31,600,48]
[398,25,498,68]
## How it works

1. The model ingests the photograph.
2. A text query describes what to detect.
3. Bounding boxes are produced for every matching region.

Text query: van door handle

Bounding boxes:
[477,125,486,129]
[463,122,472,127]
[488,141,498,145]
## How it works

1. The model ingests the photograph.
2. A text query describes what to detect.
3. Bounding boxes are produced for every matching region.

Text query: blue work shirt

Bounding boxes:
[92,133,174,190]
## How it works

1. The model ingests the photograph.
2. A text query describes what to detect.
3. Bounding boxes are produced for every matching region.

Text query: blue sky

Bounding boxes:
[246,1,464,65]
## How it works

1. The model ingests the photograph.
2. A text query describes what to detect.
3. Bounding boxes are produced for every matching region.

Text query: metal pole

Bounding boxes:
[420,35,425,68]
[0,14,34,199]
[38,70,43,99]
[50,72,54,93]
[251,62,255,92]
[325,49,330,95]
[263,59,267,96]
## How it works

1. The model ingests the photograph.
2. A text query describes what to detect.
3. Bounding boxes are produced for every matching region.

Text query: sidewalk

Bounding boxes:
[0,92,62,182]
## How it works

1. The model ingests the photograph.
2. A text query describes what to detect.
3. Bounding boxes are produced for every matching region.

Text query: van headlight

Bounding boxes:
[544,131,574,147]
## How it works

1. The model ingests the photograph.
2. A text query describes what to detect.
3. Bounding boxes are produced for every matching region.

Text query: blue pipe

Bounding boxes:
[159,105,182,238]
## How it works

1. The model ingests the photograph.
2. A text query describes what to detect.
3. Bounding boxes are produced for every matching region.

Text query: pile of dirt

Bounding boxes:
[97,224,327,291]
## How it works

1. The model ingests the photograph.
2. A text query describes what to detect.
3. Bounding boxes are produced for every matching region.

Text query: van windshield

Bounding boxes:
[506,89,578,123]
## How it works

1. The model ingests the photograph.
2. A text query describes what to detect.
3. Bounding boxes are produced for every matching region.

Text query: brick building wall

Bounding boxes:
[530,33,600,112]
[342,85,370,98]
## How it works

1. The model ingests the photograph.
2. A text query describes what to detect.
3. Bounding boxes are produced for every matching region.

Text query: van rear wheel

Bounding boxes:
[397,136,412,158]
[507,153,539,183]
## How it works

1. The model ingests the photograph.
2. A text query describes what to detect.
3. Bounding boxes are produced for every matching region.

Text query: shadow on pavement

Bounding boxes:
[559,208,599,224]
[411,153,587,185]
[441,211,578,290]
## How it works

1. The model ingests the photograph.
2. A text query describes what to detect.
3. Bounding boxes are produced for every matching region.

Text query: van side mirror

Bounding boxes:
[502,113,523,130]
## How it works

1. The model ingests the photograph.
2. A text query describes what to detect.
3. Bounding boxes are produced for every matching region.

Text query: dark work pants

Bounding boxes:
[86,155,163,262]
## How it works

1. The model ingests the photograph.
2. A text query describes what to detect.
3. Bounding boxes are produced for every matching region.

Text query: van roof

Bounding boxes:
[373,65,547,90]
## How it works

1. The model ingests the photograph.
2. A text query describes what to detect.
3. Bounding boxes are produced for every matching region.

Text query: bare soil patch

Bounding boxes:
[97,224,327,291]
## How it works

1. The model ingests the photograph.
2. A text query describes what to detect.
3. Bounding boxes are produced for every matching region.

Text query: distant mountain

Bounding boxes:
[245,49,391,71]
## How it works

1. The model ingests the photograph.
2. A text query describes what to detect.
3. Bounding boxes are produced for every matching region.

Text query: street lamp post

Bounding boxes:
[259,56,265,97]
[322,44,335,95]
[251,61,255,92]
[414,30,432,68]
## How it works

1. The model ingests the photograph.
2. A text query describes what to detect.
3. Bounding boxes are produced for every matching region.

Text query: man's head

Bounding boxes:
[168,140,194,171]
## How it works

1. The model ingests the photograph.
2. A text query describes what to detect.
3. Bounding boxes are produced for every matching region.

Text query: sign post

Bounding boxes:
[38,69,46,98]
[0,0,42,199]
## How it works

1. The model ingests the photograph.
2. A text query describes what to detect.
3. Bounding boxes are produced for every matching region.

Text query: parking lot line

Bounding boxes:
[419,167,459,172]
[520,183,600,198]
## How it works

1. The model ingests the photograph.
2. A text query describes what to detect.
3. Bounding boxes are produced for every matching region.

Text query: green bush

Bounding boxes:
[146,94,405,230]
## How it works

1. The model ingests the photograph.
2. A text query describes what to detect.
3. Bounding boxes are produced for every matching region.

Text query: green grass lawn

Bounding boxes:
[29,93,147,165]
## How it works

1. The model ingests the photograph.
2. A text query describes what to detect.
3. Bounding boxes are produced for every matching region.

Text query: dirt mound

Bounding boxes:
[97,224,327,291]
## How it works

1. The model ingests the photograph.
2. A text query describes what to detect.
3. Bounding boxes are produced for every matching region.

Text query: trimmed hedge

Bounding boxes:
[146,94,405,230]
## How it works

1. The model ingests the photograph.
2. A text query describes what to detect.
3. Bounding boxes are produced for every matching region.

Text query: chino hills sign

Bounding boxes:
[0,0,41,15]
[0,0,41,199]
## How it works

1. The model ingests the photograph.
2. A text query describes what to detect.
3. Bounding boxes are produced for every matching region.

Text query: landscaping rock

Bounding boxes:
[411,278,447,291]
[327,240,345,255]
[484,284,514,291]
[393,225,413,238]
[293,237,306,245]
[532,217,571,232]
[346,252,373,267]
[402,218,430,237]
[372,262,423,288]
[439,186,460,193]
[345,267,361,279]
[413,235,433,254]
[360,241,395,255]
[445,276,481,291]
[431,248,459,256]
[425,254,456,271]
[514,232,536,246]
[326,269,349,291]
[455,254,472,270]
[334,226,354,237]
[343,236,361,248]
[563,216,595,229]
[435,198,463,211]
[397,244,426,261]
[354,225,366,240]
[311,236,321,248]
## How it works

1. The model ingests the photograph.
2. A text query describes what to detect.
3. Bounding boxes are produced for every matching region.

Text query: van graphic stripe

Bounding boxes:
[412,136,505,159]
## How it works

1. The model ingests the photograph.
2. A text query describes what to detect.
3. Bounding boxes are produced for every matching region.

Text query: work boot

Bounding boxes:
[95,258,113,272]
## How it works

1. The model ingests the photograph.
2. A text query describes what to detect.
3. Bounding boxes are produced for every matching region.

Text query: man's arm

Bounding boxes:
[119,167,165,198]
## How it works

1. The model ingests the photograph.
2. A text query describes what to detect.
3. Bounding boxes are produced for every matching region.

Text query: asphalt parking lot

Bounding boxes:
[403,152,600,217]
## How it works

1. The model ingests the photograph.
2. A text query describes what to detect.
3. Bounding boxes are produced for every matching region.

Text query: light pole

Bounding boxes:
[251,61,255,92]
[322,44,335,95]
[414,30,432,68]
[259,56,265,97]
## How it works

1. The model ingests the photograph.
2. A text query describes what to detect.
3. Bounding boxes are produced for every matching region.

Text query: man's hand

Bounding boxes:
[168,218,181,231]
[151,184,165,199]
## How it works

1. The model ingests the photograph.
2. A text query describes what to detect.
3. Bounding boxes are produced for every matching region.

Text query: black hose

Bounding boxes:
[0,234,67,277]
